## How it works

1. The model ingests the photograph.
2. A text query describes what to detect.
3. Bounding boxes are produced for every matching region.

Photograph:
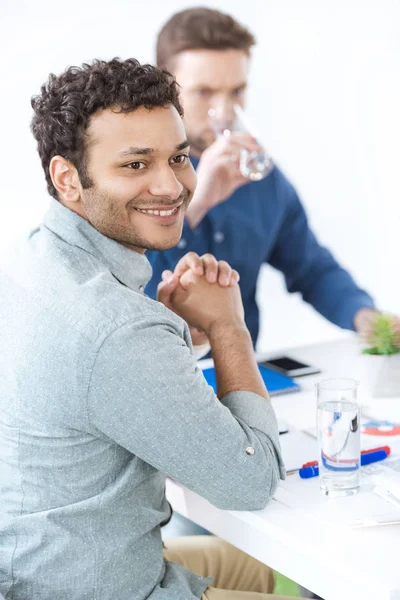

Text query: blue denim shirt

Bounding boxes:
[0,200,284,599]
[146,161,375,345]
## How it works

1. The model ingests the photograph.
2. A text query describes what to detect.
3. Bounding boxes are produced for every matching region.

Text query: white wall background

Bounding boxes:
[1,0,399,352]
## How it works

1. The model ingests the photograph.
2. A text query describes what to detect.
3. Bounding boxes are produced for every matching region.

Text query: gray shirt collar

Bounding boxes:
[42,199,153,292]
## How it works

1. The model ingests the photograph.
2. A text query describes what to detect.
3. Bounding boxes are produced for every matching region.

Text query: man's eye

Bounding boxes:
[171,154,189,165]
[232,87,245,97]
[196,88,211,97]
[125,162,145,170]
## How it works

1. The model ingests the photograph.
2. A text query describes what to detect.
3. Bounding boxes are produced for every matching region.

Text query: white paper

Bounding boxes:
[274,455,400,528]
[279,430,318,472]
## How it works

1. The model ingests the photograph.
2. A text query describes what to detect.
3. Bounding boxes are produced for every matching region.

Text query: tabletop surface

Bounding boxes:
[167,335,400,600]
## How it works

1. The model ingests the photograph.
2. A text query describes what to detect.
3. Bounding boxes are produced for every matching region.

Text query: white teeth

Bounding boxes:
[136,206,179,216]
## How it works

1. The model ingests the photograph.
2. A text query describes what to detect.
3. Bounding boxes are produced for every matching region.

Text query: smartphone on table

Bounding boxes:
[259,356,321,378]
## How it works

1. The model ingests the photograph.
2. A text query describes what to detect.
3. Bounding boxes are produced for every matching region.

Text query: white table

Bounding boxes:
[167,336,400,600]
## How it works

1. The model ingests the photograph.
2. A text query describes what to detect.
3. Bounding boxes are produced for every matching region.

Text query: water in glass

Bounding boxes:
[317,399,360,497]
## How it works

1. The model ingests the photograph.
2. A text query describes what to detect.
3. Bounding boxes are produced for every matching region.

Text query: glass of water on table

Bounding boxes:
[208,104,273,181]
[317,378,360,497]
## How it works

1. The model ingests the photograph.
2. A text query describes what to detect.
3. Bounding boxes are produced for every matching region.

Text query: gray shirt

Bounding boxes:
[0,200,285,600]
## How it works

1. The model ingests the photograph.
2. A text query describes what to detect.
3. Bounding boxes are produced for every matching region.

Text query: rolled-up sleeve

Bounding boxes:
[87,311,285,511]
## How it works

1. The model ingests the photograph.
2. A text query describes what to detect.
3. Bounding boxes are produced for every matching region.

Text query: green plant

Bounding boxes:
[363,314,400,356]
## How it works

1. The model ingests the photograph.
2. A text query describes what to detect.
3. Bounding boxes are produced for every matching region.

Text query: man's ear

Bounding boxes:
[49,156,81,203]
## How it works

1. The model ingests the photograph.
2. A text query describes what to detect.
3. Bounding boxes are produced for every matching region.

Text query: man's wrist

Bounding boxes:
[207,319,250,345]
[354,307,379,332]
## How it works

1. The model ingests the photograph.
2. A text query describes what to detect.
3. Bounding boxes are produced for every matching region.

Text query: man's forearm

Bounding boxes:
[208,320,268,400]
[185,194,209,229]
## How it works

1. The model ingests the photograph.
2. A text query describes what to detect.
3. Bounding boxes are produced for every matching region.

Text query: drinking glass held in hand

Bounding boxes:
[208,104,273,182]
[317,378,360,497]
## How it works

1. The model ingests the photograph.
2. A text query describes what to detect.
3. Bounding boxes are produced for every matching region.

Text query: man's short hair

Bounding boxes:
[156,7,256,70]
[31,58,183,199]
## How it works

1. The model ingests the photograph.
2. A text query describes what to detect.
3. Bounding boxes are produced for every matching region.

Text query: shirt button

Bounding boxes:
[139,285,144,293]
[245,446,255,456]
[177,238,187,250]
[214,231,225,243]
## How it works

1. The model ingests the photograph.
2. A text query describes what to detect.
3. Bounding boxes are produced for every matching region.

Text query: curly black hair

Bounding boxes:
[31,58,183,199]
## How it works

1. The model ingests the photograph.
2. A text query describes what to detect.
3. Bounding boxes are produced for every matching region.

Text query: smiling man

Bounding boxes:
[48,103,193,251]
[0,58,295,600]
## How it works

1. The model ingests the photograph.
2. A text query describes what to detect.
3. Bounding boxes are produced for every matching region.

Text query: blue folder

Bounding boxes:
[202,364,301,397]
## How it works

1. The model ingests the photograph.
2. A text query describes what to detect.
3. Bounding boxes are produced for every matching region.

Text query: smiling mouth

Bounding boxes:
[134,203,182,217]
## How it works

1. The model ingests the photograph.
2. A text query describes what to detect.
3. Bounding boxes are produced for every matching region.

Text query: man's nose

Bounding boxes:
[213,97,236,125]
[148,165,183,200]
